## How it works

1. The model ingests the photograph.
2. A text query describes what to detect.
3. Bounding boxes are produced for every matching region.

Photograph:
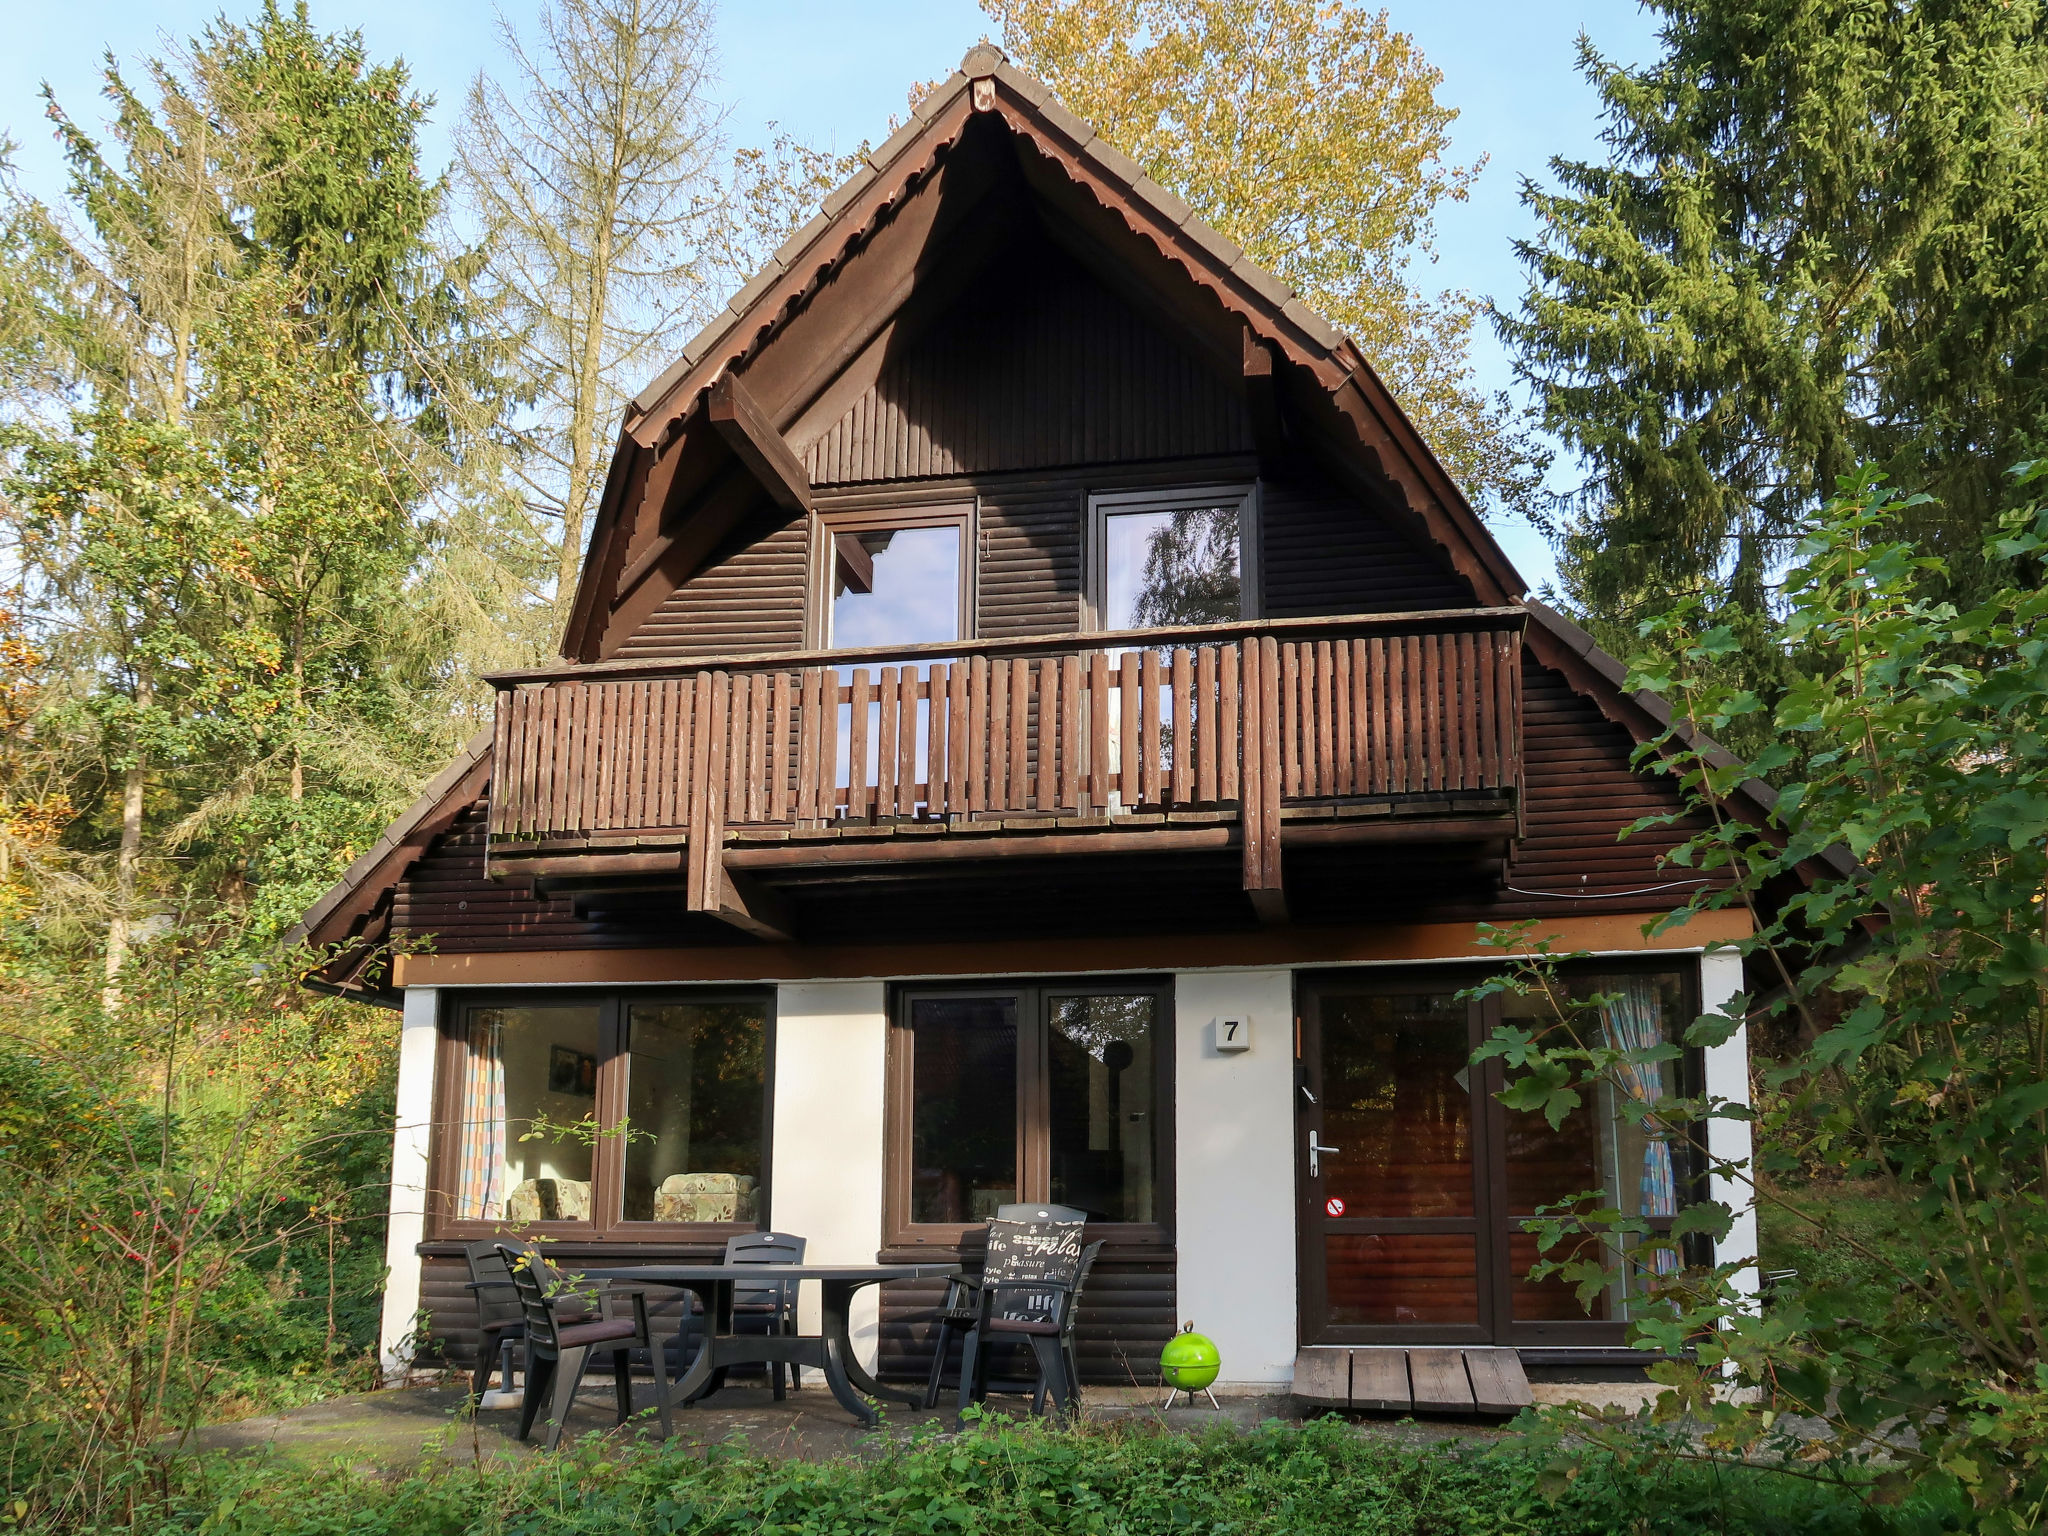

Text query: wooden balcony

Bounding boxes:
[484,609,1526,937]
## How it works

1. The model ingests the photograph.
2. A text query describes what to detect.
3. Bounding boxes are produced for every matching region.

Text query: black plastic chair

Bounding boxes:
[497,1243,673,1449]
[922,1203,1096,1416]
[461,1240,527,1406]
[728,1230,807,1398]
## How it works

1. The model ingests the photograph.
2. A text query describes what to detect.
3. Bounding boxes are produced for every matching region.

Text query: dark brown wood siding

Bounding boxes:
[876,1253,1175,1387]
[805,242,1251,486]
[615,516,810,662]
[1260,468,1475,616]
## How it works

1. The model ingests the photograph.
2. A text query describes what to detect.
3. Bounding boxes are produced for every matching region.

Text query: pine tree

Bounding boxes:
[1500,0,2048,643]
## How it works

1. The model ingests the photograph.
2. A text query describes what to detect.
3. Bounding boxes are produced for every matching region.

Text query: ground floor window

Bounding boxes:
[1298,963,1701,1347]
[889,981,1171,1243]
[436,991,772,1237]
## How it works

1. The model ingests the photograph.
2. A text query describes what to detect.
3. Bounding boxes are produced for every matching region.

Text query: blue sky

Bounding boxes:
[2,0,1666,594]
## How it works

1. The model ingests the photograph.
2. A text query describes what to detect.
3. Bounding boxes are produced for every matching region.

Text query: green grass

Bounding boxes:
[1757,1176,1924,1323]
[120,1413,1964,1536]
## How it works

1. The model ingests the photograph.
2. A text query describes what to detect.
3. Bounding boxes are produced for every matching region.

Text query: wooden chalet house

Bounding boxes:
[298,46,1766,1399]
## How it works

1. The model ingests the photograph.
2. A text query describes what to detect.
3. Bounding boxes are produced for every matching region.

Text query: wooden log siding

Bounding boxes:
[486,612,1525,893]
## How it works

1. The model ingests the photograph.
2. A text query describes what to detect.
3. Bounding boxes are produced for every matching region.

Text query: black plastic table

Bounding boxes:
[577,1262,962,1426]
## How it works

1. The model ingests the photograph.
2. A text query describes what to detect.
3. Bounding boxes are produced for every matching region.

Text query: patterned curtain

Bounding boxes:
[1599,977,1679,1273]
[455,1014,507,1220]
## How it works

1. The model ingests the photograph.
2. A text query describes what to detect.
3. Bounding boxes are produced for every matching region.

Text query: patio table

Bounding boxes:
[576,1262,962,1427]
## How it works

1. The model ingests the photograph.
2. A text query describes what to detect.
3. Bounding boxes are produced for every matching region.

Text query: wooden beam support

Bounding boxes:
[833,532,875,594]
[708,373,813,514]
[1243,326,1285,460]
[710,863,795,942]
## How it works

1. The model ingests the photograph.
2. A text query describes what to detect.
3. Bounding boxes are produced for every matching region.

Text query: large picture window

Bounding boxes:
[889,981,1172,1243]
[436,991,772,1236]
[1088,485,1257,632]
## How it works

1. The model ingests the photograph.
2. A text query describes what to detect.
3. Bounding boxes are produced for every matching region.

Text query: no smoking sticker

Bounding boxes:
[1325,1197,1345,1218]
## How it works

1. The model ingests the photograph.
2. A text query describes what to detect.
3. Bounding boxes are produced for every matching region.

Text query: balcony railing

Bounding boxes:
[484,608,1525,924]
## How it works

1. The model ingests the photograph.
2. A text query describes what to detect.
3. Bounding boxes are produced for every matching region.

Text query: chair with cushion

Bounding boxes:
[497,1243,673,1450]
[921,1203,1098,1417]
[504,1178,594,1223]
[652,1172,758,1223]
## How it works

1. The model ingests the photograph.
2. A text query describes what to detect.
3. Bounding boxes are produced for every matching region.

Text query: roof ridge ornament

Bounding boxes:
[963,42,1004,110]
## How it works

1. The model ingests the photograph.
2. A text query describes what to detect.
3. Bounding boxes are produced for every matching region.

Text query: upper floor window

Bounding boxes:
[823,504,973,649]
[1088,485,1258,632]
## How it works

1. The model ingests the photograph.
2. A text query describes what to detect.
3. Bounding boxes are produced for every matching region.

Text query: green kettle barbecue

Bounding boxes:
[1160,1323,1222,1409]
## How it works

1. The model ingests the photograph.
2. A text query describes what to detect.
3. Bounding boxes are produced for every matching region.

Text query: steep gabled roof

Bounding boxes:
[559,43,1527,665]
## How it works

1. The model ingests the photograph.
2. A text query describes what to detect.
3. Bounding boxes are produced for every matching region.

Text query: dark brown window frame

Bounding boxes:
[884,977,1176,1250]
[426,987,778,1244]
[810,502,978,651]
[1294,959,1704,1351]
[1084,482,1261,632]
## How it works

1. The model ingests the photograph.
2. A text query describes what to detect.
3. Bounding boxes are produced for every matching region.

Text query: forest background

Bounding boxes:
[3,0,2048,1528]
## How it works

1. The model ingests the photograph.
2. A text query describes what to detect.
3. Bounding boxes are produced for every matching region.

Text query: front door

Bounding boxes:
[1296,976,1499,1344]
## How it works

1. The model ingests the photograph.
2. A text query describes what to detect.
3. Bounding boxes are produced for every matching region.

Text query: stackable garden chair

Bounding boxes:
[668,1231,809,1402]
[921,1203,1101,1418]
[496,1243,673,1449]
[461,1239,528,1406]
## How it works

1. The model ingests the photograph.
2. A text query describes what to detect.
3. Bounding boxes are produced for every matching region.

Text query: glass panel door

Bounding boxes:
[1299,981,1494,1343]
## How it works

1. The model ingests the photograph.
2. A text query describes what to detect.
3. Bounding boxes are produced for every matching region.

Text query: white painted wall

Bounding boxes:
[771,982,890,1370]
[1699,946,1759,1306]
[378,987,440,1381]
[1173,969,1297,1387]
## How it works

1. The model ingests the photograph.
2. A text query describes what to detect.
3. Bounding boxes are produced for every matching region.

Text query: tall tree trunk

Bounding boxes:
[103,676,152,1011]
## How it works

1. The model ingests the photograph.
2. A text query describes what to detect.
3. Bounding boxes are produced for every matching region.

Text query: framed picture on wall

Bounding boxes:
[549,1044,598,1097]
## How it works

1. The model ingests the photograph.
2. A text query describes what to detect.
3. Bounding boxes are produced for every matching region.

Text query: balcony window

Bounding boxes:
[824,505,972,650]
[1090,485,1257,632]
[438,991,772,1234]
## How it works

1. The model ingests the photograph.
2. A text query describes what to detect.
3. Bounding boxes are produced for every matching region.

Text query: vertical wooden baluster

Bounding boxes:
[506,692,529,837]
[1036,658,1060,812]
[1332,640,1353,797]
[988,656,1010,812]
[1405,635,1426,794]
[565,683,589,831]
[748,674,769,822]
[847,669,871,822]
[1118,650,1140,805]
[877,667,902,818]
[1059,654,1082,813]
[796,671,820,822]
[1259,637,1283,890]
[968,655,989,814]
[818,676,842,822]
[1371,637,1391,796]
[1170,646,1193,807]
[651,679,672,829]
[1219,644,1240,805]
[1280,644,1300,800]
[949,659,970,814]
[619,681,641,828]
[490,692,512,838]
[596,683,617,830]
[1349,640,1370,798]
[1089,651,1111,814]
[587,684,609,831]
[684,673,715,892]
[924,669,945,818]
[1497,631,1519,789]
[1239,638,1263,891]
[1429,634,1448,793]
[665,681,686,831]
[1009,658,1030,810]
[769,673,791,820]
[690,674,730,909]
[1197,646,1219,806]
[1473,633,1496,790]
[905,668,925,818]
[556,683,578,832]
[1140,649,1163,807]
[1318,638,1335,798]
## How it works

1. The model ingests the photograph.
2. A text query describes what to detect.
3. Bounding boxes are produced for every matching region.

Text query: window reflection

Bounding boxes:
[831,524,962,649]
[1048,994,1158,1222]
[622,1001,768,1223]
[909,996,1018,1222]
[1318,991,1473,1219]
[1103,505,1241,630]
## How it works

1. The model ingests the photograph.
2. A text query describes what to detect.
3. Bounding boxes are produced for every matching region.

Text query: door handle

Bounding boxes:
[1307,1132,1341,1178]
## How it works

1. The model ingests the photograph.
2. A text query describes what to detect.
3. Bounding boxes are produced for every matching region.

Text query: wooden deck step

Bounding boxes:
[1289,1347,1531,1417]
